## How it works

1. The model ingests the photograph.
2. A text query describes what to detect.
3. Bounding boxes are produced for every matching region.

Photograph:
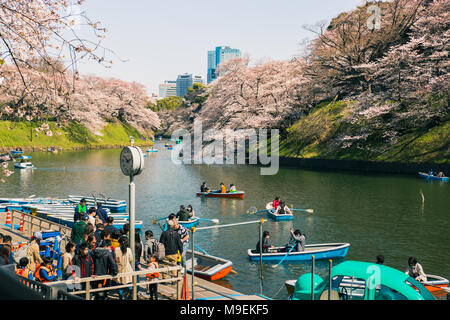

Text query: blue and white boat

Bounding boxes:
[418,172,449,182]
[146,148,158,153]
[266,202,293,221]
[10,149,24,157]
[178,217,199,229]
[14,155,34,169]
[68,195,127,212]
[247,243,350,262]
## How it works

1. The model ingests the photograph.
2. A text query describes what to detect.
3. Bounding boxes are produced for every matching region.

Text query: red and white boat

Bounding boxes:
[186,250,233,281]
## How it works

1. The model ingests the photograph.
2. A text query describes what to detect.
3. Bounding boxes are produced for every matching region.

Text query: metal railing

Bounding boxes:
[47,265,183,300]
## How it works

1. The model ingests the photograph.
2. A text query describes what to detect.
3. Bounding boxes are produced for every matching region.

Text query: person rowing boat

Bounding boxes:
[281,228,305,252]
[275,201,291,215]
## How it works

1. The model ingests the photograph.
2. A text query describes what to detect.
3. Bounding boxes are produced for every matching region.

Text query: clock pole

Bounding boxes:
[129,173,137,300]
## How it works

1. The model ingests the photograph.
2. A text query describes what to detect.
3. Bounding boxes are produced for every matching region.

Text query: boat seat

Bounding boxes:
[194,265,211,272]
[320,290,340,300]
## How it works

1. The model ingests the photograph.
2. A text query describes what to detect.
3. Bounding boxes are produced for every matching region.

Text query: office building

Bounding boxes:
[158,80,177,98]
[176,74,204,98]
[207,46,241,84]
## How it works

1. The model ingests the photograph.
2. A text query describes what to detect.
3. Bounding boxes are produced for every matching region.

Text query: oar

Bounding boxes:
[291,205,314,214]
[152,217,167,224]
[197,218,219,223]
[273,243,297,268]
[248,208,268,215]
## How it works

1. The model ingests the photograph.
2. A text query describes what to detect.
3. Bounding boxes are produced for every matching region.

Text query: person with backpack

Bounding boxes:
[92,237,118,300]
[143,230,165,263]
[71,215,89,245]
[159,220,183,271]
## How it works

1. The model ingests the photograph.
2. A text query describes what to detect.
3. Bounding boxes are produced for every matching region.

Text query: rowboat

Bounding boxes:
[146,148,158,153]
[178,217,199,229]
[196,191,245,199]
[422,275,449,297]
[266,202,293,221]
[418,172,449,182]
[186,250,233,281]
[14,156,34,169]
[68,195,127,212]
[247,243,350,262]
[10,150,24,157]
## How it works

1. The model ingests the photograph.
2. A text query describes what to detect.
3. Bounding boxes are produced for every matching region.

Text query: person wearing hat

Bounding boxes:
[26,232,44,273]
[74,198,88,223]
[71,214,89,245]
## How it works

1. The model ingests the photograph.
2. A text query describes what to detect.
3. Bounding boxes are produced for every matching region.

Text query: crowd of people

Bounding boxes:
[0,199,197,300]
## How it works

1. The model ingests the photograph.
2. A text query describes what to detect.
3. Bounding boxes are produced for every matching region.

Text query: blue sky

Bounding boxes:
[76,0,363,94]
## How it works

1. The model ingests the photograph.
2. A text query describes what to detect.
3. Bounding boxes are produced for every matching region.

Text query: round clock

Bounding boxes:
[120,146,144,176]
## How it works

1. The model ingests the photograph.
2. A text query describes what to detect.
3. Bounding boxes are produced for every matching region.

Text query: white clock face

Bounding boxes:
[120,146,144,176]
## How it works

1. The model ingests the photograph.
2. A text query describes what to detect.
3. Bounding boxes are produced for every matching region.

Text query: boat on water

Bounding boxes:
[266,202,293,221]
[68,195,127,212]
[0,153,12,163]
[14,156,34,169]
[146,148,158,153]
[247,243,350,262]
[186,250,233,281]
[178,217,199,229]
[288,260,437,300]
[418,172,449,182]
[10,149,24,157]
[196,191,245,199]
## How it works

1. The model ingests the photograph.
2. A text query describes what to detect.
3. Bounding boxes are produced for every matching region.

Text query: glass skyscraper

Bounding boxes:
[207,46,241,84]
[176,74,204,98]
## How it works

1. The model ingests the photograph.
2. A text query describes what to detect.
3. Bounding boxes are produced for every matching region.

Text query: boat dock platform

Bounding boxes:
[0,212,270,300]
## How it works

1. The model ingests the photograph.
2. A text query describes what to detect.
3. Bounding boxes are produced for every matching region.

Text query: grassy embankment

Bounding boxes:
[279,101,450,164]
[0,120,154,151]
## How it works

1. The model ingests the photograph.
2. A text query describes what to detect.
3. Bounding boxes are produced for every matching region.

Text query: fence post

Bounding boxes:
[85,281,90,300]
[311,255,315,300]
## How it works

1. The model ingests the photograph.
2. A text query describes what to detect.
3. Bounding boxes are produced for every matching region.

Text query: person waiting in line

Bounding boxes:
[0,246,11,266]
[176,205,190,222]
[2,235,14,265]
[74,198,87,222]
[272,197,281,210]
[286,228,305,252]
[27,232,43,273]
[114,237,134,300]
[229,184,237,193]
[376,255,385,265]
[186,205,195,218]
[72,243,95,284]
[87,207,97,227]
[200,182,210,193]
[275,201,291,215]
[104,216,121,240]
[94,223,104,245]
[92,235,118,300]
[96,202,109,224]
[255,231,273,253]
[138,254,160,300]
[62,241,76,280]
[405,257,427,282]
[35,257,57,283]
[16,257,33,280]
[71,215,88,246]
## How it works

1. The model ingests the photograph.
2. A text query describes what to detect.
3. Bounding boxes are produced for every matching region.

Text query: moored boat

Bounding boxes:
[266,202,293,221]
[421,274,449,297]
[418,172,449,182]
[247,243,350,262]
[196,191,245,199]
[186,250,233,281]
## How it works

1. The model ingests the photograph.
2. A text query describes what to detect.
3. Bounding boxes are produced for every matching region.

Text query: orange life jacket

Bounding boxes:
[145,263,159,279]
[34,264,53,283]
[221,185,226,193]
[16,267,31,279]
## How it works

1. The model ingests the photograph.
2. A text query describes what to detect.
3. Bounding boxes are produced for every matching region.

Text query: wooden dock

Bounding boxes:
[0,211,270,300]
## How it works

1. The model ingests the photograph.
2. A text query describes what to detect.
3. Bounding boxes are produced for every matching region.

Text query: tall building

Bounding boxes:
[207,46,241,84]
[176,74,204,98]
[158,80,177,98]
